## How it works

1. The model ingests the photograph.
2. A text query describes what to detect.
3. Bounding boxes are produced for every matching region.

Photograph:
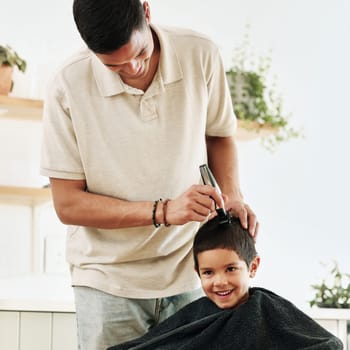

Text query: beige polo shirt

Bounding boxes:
[41,25,236,298]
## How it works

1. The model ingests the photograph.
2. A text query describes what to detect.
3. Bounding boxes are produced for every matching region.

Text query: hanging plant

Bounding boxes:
[226,27,301,151]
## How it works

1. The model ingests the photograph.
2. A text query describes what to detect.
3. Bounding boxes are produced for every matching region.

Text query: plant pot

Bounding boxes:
[236,119,278,141]
[0,64,13,95]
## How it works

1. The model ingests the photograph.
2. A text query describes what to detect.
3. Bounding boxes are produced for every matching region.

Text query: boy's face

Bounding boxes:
[197,248,260,309]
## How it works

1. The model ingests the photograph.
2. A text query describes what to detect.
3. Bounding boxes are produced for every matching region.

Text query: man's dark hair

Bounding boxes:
[73,0,146,53]
[193,216,258,272]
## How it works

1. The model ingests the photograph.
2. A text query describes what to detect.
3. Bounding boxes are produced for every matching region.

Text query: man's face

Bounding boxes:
[96,25,155,83]
[197,248,259,309]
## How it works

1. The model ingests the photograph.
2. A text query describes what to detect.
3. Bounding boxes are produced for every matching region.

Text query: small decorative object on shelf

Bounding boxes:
[310,260,350,309]
[226,26,302,151]
[0,45,26,95]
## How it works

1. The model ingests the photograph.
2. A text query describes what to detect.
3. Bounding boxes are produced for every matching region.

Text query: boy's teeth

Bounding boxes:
[216,290,232,296]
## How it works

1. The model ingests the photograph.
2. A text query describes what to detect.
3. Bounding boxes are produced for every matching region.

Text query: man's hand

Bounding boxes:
[205,135,259,240]
[225,196,259,240]
[164,185,221,225]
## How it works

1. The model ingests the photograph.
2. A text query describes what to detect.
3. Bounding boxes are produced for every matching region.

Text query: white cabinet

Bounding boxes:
[0,311,18,349]
[0,311,77,350]
[308,308,350,350]
[0,275,77,350]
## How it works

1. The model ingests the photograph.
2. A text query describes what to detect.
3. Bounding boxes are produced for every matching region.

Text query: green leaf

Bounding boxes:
[0,44,26,72]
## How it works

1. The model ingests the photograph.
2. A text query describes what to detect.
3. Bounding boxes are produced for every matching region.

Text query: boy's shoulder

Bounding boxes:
[249,286,302,309]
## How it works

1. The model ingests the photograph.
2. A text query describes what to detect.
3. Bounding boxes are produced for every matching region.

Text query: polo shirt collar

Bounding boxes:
[92,24,183,97]
[152,24,183,85]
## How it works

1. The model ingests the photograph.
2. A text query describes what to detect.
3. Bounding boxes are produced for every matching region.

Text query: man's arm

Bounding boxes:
[49,178,224,229]
[50,178,154,228]
[206,135,258,238]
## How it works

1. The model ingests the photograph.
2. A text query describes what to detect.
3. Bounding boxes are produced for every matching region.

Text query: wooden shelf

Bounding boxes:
[0,185,51,205]
[0,96,43,121]
[0,96,276,140]
[236,120,277,141]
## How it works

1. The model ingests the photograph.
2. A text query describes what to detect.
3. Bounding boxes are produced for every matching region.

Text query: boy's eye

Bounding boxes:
[227,266,237,272]
[201,270,212,276]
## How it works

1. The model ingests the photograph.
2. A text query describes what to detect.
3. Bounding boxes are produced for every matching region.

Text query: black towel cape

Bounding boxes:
[108,287,343,350]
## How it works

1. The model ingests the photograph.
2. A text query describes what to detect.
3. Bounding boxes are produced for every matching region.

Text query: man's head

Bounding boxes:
[73,0,147,53]
[193,216,260,309]
[73,0,157,83]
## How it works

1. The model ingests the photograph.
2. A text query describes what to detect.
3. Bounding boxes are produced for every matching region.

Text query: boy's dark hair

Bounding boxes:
[193,216,258,272]
[73,0,146,53]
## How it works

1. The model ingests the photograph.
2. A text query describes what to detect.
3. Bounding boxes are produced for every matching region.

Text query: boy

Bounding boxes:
[108,216,343,349]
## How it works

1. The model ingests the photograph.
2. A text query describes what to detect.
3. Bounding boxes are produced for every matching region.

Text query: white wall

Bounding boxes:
[1,0,349,309]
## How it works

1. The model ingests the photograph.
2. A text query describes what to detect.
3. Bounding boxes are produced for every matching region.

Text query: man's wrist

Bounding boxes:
[226,189,244,202]
[153,198,171,227]
[152,199,162,227]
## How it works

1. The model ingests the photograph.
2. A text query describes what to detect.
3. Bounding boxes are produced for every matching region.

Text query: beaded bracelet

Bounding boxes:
[152,199,161,228]
[162,199,171,227]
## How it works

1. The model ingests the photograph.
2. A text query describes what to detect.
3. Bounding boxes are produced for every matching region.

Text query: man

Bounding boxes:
[40,0,258,349]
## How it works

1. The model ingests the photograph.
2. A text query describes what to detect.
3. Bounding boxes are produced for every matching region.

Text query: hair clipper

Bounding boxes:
[199,164,231,224]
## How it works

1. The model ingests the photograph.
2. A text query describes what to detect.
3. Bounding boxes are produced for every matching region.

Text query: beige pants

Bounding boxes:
[73,286,204,350]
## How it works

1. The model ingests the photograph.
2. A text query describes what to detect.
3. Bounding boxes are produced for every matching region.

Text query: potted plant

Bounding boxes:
[308,261,350,348]
[226,29,301,151]
[0,45,26,95]
[310,261,350,309]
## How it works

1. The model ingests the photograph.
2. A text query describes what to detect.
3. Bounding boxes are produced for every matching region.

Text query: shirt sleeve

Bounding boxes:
[205,49,237,137]
[40,75,86,180]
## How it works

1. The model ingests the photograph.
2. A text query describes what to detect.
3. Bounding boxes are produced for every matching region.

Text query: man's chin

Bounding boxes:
[124,67,146,81]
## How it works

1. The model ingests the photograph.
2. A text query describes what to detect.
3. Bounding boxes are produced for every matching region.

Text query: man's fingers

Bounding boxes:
[245,204,259,239]
[252,221,259,241]
[197,185,225,209]
[229,203,258,239]
[238,208,248,230]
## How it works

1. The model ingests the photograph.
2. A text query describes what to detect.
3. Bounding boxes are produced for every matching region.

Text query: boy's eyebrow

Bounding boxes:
[199,262,240,270]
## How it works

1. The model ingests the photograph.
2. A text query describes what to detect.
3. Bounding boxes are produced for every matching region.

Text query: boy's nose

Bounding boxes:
[213,274,228,286]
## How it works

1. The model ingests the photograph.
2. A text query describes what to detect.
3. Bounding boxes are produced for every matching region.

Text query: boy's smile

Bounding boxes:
[197,248,259,309]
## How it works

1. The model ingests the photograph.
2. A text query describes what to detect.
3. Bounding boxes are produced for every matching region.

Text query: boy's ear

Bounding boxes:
[249,256,260,278]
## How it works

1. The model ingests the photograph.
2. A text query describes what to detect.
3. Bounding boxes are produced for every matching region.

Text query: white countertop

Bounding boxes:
[304,306,350,320]
[1,274,349,319]
[0,274,75,312]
